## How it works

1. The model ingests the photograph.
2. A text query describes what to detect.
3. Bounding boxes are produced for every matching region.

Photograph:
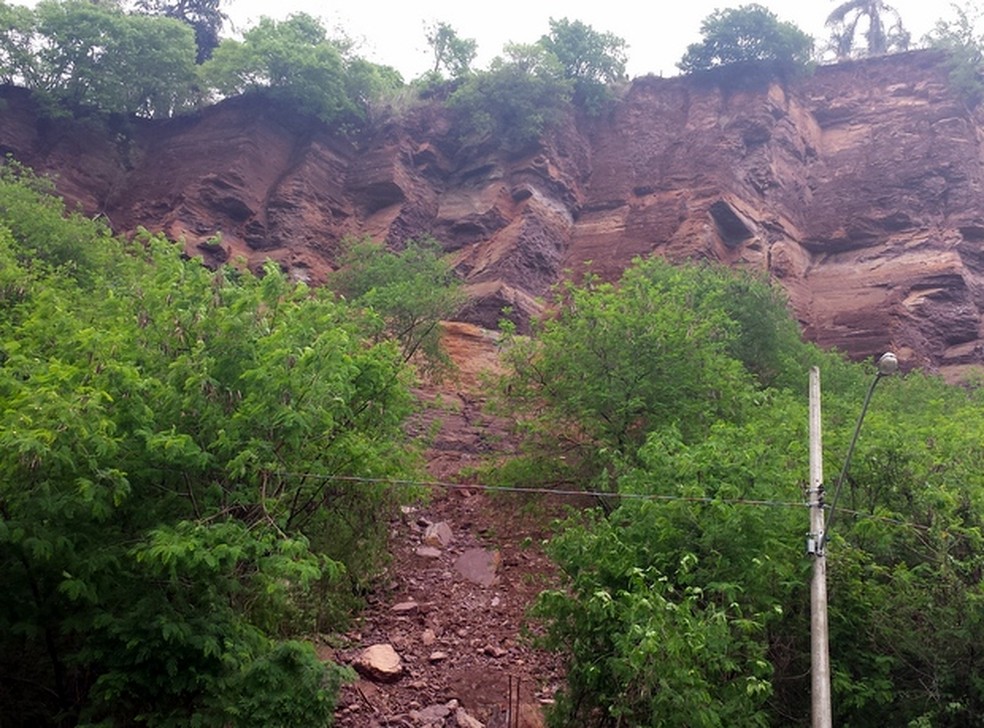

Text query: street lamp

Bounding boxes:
[824,352,898,544]
[808,352,897,728]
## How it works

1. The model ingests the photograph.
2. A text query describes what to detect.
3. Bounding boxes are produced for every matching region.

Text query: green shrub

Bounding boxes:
[0,166,418,724]
[449,43,573,150]
[678,4,814,87]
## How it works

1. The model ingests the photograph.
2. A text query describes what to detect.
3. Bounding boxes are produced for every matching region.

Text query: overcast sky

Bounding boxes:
[228,0,955,80]
[8,0,962,79]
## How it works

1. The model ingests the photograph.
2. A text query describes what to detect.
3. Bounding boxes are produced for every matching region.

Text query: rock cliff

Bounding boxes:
[4,49,983,379]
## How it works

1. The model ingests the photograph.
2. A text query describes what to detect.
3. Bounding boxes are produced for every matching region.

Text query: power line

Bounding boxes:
[275,471,941,534]
[276,471,808,510]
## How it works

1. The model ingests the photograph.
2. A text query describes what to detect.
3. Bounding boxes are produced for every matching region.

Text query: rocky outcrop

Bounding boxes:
[3,49,983,378]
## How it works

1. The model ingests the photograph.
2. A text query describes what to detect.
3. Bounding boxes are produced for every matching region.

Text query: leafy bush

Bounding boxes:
[0,165,418,724]
[497,260,789,489]
[513,256,984,725]
[201,13,401,128]
[448,42,573,150]
[329,236,464,374]
[924,2,984,106]
[15,0,198,117]
[535,413,803,727]
[678,4,814,87]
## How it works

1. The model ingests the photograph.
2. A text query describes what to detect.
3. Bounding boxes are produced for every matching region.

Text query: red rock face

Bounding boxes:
[2,49,982,378]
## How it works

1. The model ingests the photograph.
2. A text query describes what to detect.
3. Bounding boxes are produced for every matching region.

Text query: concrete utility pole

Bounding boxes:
[808,353,897,728]
[808,366,832,728]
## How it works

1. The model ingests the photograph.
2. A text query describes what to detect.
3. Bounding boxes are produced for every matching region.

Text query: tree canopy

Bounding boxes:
[200,13,401,127]
[539,17,627,109]
[826,0,910,59]
[678,4,814,85]
[0,163,428,724]
[448,41,573,150]
[135,0,228,63]
[424,21,477,80]
[498,256,984,726]
[6,0,198,117]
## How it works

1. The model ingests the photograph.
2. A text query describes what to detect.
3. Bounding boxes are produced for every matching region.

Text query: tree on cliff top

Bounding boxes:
[825,0,910,59]
[3,0,198,117]
[540,17,627,109]
[448,41,573,150]
[677,4,814,85]
[924,2,984,105]
[201,13,402,127]
[425,21,477,80]
[135,0,227,63]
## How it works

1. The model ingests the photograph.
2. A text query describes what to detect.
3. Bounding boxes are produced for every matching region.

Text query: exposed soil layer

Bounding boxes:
[5,50,984,379]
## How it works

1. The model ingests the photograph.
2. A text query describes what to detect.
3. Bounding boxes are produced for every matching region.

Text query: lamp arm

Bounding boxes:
[823,372,882,543]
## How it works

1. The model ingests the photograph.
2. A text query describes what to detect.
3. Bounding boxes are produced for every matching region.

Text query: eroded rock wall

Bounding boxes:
[3,49,983,378]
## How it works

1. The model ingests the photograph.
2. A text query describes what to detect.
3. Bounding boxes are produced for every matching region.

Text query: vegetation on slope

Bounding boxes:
[5,0,983,141]
[4,151,984,725]
[494,258,984,726]
[0,164,463,725]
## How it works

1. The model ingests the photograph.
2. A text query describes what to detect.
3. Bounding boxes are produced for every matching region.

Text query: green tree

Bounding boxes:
[135,0,227,63]
[826,0,909,59]
[539,17,627,110]
[513,256,984,725]
[0,165,418,724]
[424,21,477,79]
[201,13,396,127]
[448,42,572,150]
[496,260,788,490]
[24,0,199,116]
[677,4,814,85]
[0,1,37,86]
[329,236,464,374]
[924,2,984,105]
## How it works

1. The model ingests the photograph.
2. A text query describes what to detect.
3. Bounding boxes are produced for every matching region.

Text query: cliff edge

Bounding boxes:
[4,49,982,379]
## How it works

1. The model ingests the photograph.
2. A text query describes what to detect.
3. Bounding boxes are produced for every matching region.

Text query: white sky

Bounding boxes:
[232,0,953,79]
[9,0,959,79]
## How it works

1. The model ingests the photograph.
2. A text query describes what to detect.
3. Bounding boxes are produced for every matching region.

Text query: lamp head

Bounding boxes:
[877,352,898,376]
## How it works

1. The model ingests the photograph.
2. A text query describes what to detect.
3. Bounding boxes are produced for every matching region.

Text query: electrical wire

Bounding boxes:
[275,471,941,534]
[276,471,808,509]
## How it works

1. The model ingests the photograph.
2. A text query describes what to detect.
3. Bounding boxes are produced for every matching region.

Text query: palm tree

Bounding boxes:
[826,0,910,59]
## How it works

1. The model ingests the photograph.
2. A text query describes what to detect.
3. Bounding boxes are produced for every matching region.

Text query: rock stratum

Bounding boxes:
[4,50,984,379]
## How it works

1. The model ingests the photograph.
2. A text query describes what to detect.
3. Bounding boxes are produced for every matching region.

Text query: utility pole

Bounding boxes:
[808,366,832,728]
[807,353,897,728]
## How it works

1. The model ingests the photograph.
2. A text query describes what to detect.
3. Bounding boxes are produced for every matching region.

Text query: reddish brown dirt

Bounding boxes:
[330,324,568,727]
[331,488,568,727]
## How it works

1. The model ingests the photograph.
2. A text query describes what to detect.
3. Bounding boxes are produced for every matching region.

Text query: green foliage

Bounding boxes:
[201,13,399,127]
[201,14,352,124]
[535,410,805,727]
[22,0,198,116]
[0,166,419,724]
[510,255,984,725]
[540,17,627,111]
[825,0,910,60]
[448,42,573,150]
[677,4,814,86]
[497,259,792,488]
[924,2,984,106]
[0,1,36,86]
[425,21,477,79]
[329,236,464,375]
[135,0,227,64]
[0,1,400,125]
